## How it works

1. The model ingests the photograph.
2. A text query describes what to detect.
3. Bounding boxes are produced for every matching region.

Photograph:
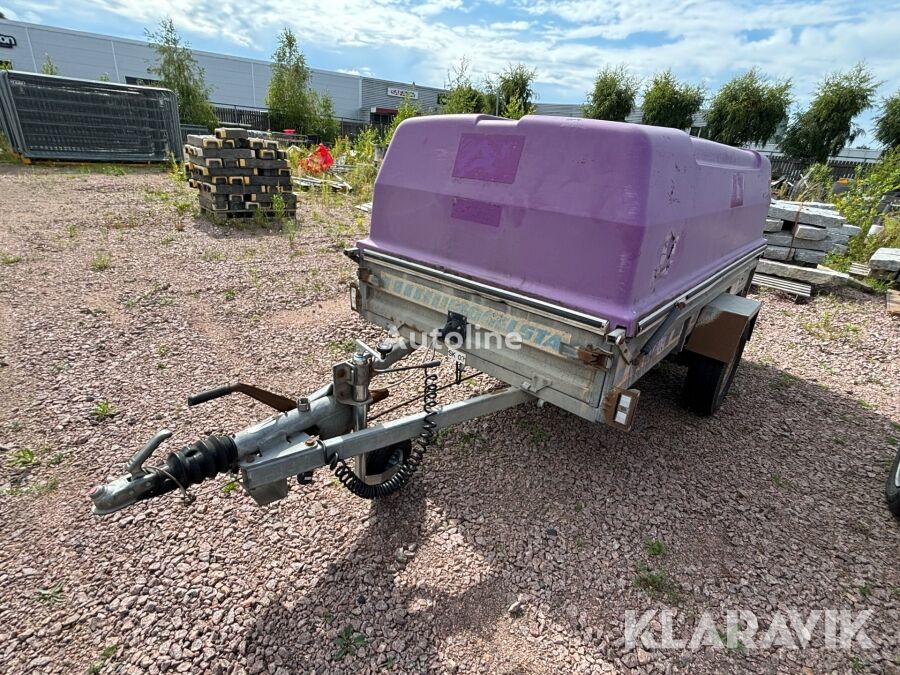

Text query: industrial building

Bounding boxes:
[0,19,447,127]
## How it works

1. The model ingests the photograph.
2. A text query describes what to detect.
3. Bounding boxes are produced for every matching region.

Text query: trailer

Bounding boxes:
[90,114,771,516]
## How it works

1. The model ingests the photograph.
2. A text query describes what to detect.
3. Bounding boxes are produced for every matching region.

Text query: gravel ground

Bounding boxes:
[0,165,898,675]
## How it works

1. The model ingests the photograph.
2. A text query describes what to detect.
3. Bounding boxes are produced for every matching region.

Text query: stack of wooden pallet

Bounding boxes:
[184,128,296,219]
[762,200,859,266]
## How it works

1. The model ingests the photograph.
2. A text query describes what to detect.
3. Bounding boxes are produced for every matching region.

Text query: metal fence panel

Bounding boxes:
[0,71,182,162]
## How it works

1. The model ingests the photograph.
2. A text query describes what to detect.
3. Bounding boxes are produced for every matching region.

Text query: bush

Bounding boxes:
[641,70,704,130]
[833,148,900,263]
[583,65,639,122]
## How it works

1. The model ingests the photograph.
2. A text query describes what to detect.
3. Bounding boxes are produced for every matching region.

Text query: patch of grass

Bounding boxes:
[458,430,481,447]
[36,582,64,604]
[634,563,683,604]
[160,232,176,246]
[9,420,23,432]
[221,479,240,494]
[93,399,117,420]
[858,582,873,599]
[1,252,22,265]
[157,344,170,357]
[172,192,194,216]
[771,473,797,490]
[858,399,875,411]
[11,447,37,468]
[48,452,65,466]
[717,628,748,654]
[849,656,868,673]
[67,224,78,239]
[224,287,237,301]
[574,500,584,513]
[327,338,356,356]
[575,535,586,550]
[333,624,367,661]
[202,250,224,262]
[86,644,118,675]
[99,164,127,176]
[6,478,59,497]
[284,217,298,247]
[89,250,112,272]
[769,371,801,391]
[645,539,667,557]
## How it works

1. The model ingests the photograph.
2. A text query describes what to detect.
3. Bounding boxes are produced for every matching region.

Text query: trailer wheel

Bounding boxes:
[886,448,900,519]
[682,330,748,416]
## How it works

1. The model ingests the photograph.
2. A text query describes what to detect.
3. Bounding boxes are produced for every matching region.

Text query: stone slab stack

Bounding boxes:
[184,128,296,219]
[869,248,900,283]
[762,200,859,266]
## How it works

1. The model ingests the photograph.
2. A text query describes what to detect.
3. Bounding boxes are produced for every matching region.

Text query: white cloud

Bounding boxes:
[6,0,900,127]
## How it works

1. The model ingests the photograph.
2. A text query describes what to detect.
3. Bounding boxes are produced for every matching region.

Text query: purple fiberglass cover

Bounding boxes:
[357,114,770,335]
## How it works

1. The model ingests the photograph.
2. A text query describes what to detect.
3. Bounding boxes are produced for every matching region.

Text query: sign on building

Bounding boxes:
[387,87,418,100]
[0,34,17,49]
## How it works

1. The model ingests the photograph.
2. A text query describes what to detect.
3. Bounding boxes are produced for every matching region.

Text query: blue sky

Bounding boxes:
[3,0,899,141]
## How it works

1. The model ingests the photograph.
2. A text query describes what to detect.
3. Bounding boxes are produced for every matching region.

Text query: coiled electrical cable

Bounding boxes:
[326,368,439,499]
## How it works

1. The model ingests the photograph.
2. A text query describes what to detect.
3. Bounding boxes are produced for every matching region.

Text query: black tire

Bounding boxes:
[886,448,900,519]
[682,332,748,416]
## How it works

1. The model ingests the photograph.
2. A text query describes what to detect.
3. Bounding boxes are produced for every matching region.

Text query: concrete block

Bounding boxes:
[768,200,846,227]
[756,259,849,286]
[830,243,848,254]
[793,249,827,265]
[765,231,830,251]
[792,223,827,241]
[869,247,900,272]
[764,218,785,233]
[827,232,850,245]
[764,245,792,261]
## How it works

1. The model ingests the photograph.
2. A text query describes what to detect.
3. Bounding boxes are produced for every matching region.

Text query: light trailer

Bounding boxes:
[90,114,771,516]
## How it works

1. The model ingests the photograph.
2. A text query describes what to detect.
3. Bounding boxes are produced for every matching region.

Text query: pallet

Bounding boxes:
[888,289,900,316]
[200,206,296,219]
[752,272,812,298]
[849,262,871,277]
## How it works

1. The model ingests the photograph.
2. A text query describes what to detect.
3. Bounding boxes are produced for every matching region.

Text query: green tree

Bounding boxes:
[98,73,111,82]
[146,19,217,130]
[384,92,419,146]
[496,63,537,116]
[780,63,879,164]
[442,58,486,114]
[583,65,639,122]
[266,27,317,133]
[874,90,900,150]
[502,96,529,120]
[40,54,59,76]
[313,93,340,144]
[641,70,704,130]
[705,68,792,146]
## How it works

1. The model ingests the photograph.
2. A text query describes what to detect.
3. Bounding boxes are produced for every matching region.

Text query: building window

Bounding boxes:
[125,76,160,86]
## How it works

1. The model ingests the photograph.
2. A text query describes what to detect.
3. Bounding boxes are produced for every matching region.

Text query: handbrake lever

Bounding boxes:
[187,383,297,413]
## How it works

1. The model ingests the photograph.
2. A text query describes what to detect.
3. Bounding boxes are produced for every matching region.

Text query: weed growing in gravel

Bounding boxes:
[172,192,194,216]
[328,339,356,356]
[100,164,127,176]
[458,430,482,446]
[202,250,224,262]
[575,535,586,550]
[574,500,584,513]
[858,582,873,599]
[93,399,117,420]
[11,447,37,468]
[634,564,683,604]
[284,217,298,247]
[167,153,185,182]
[87,645,118,675]
[769,372,800,391]
[5,477,59,497]
[858,399,875,411]
[144,186,171,203]
[66,224,77,239]
[224,288,237,301]
[333,625,367,660]
[849,656,868,673]
[9,420,23,432]
[771,473,797,490]
[645,539,667,557]
[222,479,240,494]
[1,252,22,265]
[716,628,748,654]
[157,345,170,357]
[48,452,65,466]
[35,582,63,604]
[160,233,176,246]
[90,251,112,272]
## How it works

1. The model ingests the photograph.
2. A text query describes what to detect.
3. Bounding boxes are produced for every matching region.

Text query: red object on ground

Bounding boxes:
[300,144,334,175]
[283,129,296,134]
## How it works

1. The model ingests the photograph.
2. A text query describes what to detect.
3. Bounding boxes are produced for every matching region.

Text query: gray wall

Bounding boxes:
[361,77,444,115]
